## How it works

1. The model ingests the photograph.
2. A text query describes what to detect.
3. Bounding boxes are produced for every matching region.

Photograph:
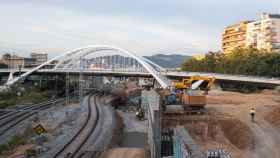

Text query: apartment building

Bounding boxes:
[246,21,261,48]
[222,21,250,53]
[4,55,35,69]
[30,53,48,65]
[258,13,280,51]
[223,13,280,53]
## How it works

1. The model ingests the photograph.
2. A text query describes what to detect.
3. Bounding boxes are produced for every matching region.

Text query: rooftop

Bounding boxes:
[225,21,252,29]
[269,14,280,19]
[262,13,280,19]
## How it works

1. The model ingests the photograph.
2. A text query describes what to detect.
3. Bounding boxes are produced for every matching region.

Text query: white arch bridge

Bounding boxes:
[2,45,280,89]
[5,45,171,88]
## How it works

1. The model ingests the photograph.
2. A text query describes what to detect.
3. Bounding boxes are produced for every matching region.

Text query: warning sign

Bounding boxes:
[33,124,47,135]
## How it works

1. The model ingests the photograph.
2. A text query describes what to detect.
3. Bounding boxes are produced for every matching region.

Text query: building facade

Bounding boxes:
[222,21,250,53]
[223,13,280,53]
[246,21,261,48]
[258,13,280,51]
[4,55,35,69]
[30,53,48,65]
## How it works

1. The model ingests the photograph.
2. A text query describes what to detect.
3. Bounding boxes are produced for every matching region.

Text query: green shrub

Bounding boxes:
[0,144,9,155]
[0,87,50,108]
[0,100,16,108]
[0,135,26,155]
[8,135,25,148]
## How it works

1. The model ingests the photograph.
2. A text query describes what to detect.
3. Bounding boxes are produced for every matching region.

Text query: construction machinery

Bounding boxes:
[173,75,215,92]
[165,76,215,110]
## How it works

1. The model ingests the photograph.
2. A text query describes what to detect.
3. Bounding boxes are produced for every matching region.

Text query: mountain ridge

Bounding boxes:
[144,54,192,68]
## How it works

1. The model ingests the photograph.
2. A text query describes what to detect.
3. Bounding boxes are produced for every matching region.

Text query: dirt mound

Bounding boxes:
[265,107,280,127]
[184,116,254,151]
[261,89,279,95]
[219,119,254,150]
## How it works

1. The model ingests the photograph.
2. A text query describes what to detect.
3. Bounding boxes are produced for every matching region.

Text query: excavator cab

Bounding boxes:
[193,76,215,91]
[174,75,215,92]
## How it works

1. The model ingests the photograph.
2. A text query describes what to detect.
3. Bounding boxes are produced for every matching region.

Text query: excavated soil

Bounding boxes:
[101,148,145,158]
[218,119,254,150]
[206,89,280,158]
[163,89,280,158]
[183,113,254,158]
[265,107,280,128]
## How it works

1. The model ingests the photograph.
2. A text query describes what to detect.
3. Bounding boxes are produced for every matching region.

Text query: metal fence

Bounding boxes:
[141,90,161,158]
[174,126,205,158]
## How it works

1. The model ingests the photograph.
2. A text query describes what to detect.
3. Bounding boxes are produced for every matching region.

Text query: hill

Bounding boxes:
[144,54,191,68]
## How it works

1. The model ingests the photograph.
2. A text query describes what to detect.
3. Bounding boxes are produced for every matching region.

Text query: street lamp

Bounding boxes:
[18,65,22,76]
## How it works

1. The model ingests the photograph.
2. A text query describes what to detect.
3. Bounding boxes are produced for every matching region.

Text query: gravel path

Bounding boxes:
[211,103,280,158]
[249,118,280,158]
[117,111,147,133]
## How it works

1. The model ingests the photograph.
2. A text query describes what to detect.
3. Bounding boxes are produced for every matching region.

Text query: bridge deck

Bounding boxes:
[1,69,280,86]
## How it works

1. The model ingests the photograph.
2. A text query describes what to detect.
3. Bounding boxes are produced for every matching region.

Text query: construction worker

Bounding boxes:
[136,107,144,120]
[250,107,256,122]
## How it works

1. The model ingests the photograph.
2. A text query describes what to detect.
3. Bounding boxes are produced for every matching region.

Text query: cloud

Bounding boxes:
[0,0,279,57]
[0,2,218,57]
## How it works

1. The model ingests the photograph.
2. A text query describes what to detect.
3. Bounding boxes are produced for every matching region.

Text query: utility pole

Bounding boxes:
[55,74,58,97]
[18,65,22,77]
[66,72,70,105]
[79,56,83,105]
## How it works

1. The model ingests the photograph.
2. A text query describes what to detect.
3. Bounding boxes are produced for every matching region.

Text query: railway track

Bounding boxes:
[0,99,64,136]
[52,92,101,158]
[0,100,58,121]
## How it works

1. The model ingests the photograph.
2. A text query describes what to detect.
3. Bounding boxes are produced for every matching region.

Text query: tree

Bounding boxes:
[181,47,280,77]
[2,53,11,60]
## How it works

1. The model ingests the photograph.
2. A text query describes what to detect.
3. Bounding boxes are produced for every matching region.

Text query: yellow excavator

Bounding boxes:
[169,75,215,109]
[173,75,215,92]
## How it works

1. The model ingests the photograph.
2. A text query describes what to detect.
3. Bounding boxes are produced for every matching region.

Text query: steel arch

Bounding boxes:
[5,45,170,88]
[54,47,165,72]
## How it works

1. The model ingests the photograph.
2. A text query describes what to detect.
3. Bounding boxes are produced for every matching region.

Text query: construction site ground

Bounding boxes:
[101,148,145,158]
[162,89,280,158]
[188,89,280,158]
[101,106,148,158]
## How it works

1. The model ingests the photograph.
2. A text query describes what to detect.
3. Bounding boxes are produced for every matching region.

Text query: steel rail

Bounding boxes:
[0,99,64,136]
[0,99,58,121]
[52,92,101,158]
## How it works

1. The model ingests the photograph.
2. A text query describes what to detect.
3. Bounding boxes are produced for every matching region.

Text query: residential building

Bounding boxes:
[30,53,48,65]
[0,59,4,64]
[4,55,35,69]
[246,21,261,48]
[222,21,250,53]
[258,13,280,51]
[224,13,280,53]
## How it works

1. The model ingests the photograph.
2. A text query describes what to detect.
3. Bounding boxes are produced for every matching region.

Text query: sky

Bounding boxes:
[0,0,279,57]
